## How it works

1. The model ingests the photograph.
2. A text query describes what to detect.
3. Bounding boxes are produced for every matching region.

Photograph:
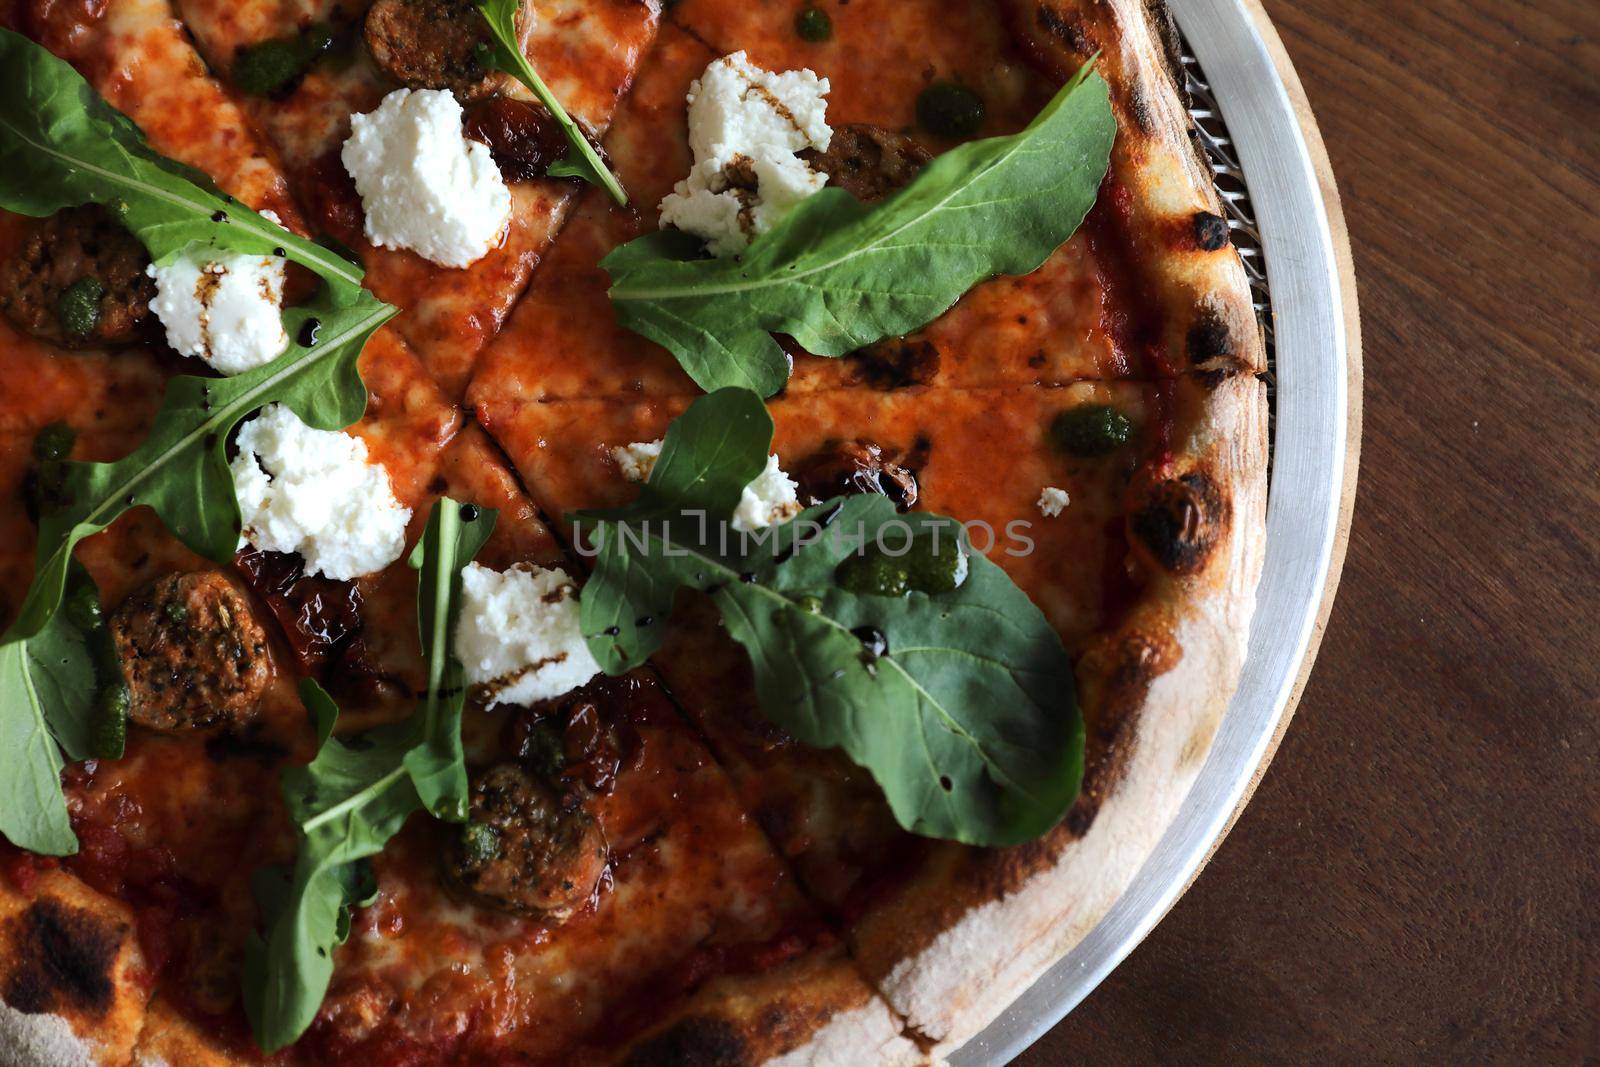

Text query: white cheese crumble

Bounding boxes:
[454,562,602,708]
[659,52,833,256]
[147,250,288,375]
[341,88,511,268]
[1037,486,1071,518]
[611,439,663,483]
[230,404,412,580]
[732,454,802,533]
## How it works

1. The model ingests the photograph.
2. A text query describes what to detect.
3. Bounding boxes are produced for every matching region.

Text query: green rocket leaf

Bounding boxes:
[0,28,366,298]
[242,680,414,1053]
[474,0,627,205]
[0,30,396,855]
[576,389,1083,846]
[243,499,495,1052]
[602,64,1115,395]
[404,500,497,819]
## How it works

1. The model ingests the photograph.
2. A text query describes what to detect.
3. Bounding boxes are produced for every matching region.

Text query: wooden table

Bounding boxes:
[1020,0,1600,1061]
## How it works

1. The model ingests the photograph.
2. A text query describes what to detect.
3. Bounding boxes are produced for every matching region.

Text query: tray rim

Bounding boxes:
[952,0,1363,1060]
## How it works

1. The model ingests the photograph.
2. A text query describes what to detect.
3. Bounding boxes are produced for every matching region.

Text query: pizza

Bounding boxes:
[0,0,1267,1062]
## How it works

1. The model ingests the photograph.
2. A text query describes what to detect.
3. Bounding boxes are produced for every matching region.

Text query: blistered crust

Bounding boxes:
[849,371,1268,1055]
[1005,0,1267,379]
[0,869,150,1067]
[614,948,926,1067]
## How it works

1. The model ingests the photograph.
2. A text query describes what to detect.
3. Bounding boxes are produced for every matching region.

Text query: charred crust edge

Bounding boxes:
[1186,309,1237,370]
[1,899,126,1018]
[1066,627,1182,835]
[623,1016,751,1067]
[1035,3,1095,56]
[1143,0,1189,106]
[1193,209,1231,251]
[1130,471,1227,575]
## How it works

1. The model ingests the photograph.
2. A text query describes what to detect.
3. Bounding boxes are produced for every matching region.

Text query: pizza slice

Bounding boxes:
[469,0,1259,416]
[465,4,1093,409]
[472,367,1265,1053]
[665,0,1264,383]
[164,0,660,396]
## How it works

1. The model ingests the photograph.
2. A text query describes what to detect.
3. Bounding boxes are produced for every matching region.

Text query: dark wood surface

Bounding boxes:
[1021,0,1599,1062]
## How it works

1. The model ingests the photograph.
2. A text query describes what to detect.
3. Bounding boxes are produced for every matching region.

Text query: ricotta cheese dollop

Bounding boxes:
[454,562,603,709]
[230,403,412,580]
[1036,486,1071,518]
[148,251,288,375]
[341,88,512,268]
[660,52,833,256]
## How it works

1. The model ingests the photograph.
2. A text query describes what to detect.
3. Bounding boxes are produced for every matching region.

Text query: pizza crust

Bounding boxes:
[864,372,1268,1054]
[1006,0,1265,380]
[614,947,928,1067]
[0,1000,99,1067]
[765,1001,927,1067]
[829,3,1272,1049]
[0,869,151,1067]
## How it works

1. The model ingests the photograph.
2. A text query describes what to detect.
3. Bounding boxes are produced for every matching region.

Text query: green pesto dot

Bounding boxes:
[795,6,832,42]
[460,822,501,869]
[64,581,102,631]
[797,594,825,615]
[1051,404,1134,458]
[916,82,986,139]
[518,721,565,779]
[904,534,968,595]
[32,422,76,463]
[836,552,910,598]
[56,277,103,338]
[94,684,129,760]
[233,36,310,97]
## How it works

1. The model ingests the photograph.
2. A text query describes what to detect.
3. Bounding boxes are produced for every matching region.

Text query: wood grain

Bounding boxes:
[1020,0,1600,1062]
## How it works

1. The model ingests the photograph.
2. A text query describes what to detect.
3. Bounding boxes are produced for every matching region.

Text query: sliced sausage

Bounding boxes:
[804,124,932,203]
[446,763,609,919]
[109,571,271,733]
[0,205,155,349]
[363,0,516,102]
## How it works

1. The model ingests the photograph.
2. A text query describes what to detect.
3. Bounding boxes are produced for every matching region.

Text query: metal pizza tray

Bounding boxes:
[955,0,1357,1061]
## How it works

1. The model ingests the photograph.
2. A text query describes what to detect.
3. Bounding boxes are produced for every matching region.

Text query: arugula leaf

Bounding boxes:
[0,30,398,855]
[576,390,1083,846]
[603,64,1115,395]
[4,312,389,646]
[404,500,497,819]
[243,680,413,1052]
[0,28,366,301]
[473,0,627,205]
[243,499,494,1053]
[0,563,117,854]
